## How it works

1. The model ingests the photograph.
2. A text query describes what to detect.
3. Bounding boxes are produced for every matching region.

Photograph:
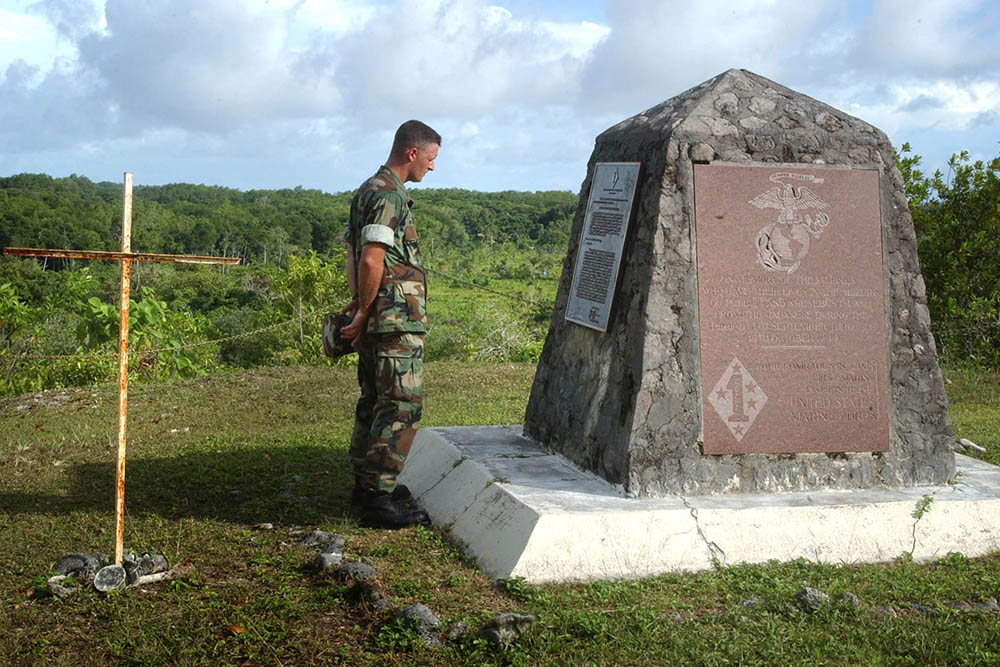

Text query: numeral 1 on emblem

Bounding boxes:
[727,371,750,423]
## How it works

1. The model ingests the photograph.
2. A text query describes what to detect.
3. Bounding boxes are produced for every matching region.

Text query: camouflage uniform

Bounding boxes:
[345,166,427,494]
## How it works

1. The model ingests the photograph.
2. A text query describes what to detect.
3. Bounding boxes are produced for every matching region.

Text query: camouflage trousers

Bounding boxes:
[349,333,423,493]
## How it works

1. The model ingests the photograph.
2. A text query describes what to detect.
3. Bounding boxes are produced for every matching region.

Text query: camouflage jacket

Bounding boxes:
[345,166,427,335]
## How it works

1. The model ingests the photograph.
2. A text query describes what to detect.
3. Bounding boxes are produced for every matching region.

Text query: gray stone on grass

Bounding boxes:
[334,561,377,584]
[93,565,127,592]
[874,605,898,619]
[122,551,169,585]
[314,552,343,571]
[910,603,940,617]
[298,530,345,552]
[972,597,999,613]
[47,575,79,599]
[477,613,535,650]
[393,604,441,648]
[795,587,830,613]
[444,621,468,643]
[348,581,389,609]
[322,536,347,555]
[836,592,862,609]
[54,553,107,578]
[741,597,761,610]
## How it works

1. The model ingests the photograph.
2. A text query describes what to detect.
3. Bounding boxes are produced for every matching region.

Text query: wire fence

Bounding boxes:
[0,266,555,363]
[2,264,997,366]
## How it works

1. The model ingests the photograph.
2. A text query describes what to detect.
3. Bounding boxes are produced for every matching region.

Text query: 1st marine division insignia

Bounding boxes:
[708,358,767,442]
[751,172,831,273]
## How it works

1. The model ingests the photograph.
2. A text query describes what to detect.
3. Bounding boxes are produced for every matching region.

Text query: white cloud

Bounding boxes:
[580,0,848,114]
[0,0,997,191]
[331,0,608,119]
[832,79,1000,140]
[26,0,104,40]
[851,0,1000,77]
[0,7,66,73]
[74,0,342,130]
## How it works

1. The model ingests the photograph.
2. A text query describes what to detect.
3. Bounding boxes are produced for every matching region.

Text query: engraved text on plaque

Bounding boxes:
[566,162,640,332]
[694,163,889,454]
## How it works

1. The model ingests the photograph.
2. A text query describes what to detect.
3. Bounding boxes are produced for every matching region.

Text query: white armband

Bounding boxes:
[361,224,394,246]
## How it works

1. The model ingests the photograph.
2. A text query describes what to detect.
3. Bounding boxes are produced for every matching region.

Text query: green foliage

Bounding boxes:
[0,173,575,393]
[899,143,1000,367]
[0,174,577,268]
[271,250,351,347]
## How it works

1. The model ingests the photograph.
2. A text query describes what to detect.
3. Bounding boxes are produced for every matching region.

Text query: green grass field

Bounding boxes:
[2,363,1000,665]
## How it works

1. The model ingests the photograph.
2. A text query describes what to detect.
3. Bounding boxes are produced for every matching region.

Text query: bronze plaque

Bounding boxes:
[694,163,889,454]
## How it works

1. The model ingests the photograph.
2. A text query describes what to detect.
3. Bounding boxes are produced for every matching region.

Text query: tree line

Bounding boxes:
[0,174,574,396]
[0,173,576,266]
[1,145,998,397]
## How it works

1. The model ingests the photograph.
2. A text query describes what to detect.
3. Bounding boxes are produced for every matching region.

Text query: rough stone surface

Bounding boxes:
[47,575,79,598]
[314,552,343,571]
[477,613,535,650]
[910,603,940,617]
[874,605,898,618]
[444,621,468,643]
[93,565,127,592]
[54,553,107,578]
[973,597,999,613]
[524,68,955,496]
[348,581,387,607]
[298,531,345,551]
[795,587,830,613]
[392,604,441,647]
[334,561,377,584]
[122,551,169,585]
[837,592,862,609]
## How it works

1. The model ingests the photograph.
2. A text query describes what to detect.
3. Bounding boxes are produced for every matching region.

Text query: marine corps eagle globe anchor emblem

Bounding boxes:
[750,172,830,273]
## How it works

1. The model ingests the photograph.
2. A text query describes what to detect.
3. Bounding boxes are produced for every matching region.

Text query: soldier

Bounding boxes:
[341,120,440,528]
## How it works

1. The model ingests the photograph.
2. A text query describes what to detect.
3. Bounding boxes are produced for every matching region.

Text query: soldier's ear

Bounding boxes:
[405,147,418,163]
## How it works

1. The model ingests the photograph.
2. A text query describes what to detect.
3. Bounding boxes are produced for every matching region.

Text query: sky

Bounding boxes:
[1,0,997,194]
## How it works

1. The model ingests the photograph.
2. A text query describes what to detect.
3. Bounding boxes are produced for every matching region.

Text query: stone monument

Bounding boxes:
[524,68,955,496]
[401,70,999,583]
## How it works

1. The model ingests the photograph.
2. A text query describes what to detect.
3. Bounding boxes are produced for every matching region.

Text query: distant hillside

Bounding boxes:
[0,173,577,265]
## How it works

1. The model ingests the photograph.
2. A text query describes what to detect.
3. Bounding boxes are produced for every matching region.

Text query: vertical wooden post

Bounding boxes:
[114,172,133,566]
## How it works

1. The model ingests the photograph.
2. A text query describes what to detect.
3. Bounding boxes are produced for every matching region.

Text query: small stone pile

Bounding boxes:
[786,586,1000,618]
[46,549,179,597]
[295,528,535,650]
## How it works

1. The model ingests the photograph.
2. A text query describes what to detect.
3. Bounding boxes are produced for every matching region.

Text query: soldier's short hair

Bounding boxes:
[391,120,442,155]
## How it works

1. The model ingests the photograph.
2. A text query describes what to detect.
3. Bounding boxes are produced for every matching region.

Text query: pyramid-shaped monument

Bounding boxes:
[524,69,955,497]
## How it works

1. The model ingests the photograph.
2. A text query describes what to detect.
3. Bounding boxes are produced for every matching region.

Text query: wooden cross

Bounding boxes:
[3,173,240,565]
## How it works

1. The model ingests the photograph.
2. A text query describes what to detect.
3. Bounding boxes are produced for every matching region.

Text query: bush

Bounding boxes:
[900,145,1000,368]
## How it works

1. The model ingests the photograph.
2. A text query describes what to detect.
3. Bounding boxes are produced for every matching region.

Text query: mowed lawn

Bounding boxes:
[2,362,1000,665]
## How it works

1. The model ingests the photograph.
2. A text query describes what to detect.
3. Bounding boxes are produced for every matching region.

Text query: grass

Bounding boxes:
[1,363,1000,665]
[943,366,1000,467]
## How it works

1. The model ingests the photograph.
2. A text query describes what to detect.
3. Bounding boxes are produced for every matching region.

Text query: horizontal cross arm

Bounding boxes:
[3,247,241,265]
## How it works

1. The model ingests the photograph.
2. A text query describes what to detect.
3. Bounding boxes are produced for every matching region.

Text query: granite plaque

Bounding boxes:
[566,162,640,331]
[694,163,889,455]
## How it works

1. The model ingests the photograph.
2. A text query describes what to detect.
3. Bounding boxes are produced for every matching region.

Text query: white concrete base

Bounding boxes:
[398,426,1000,583]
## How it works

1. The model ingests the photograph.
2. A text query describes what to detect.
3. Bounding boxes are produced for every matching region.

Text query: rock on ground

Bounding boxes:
[477,613,535,650]
[795,587,830,613]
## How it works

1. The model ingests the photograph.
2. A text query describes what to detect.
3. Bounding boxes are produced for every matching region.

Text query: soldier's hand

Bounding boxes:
[340,297,359,318]
[340,308,368,347]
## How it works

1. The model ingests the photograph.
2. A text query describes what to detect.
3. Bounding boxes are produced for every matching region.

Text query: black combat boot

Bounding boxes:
[351,483,412,507]
[357,490,430,529]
